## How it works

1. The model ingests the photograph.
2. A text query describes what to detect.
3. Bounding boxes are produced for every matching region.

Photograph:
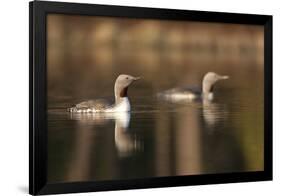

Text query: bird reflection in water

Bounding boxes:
[202,99,229,129]
[158,72,230,129]
[70,112,141,157]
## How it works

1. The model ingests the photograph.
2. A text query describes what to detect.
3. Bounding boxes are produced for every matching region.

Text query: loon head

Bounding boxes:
[202,72,229,96]
[114,74,140,101]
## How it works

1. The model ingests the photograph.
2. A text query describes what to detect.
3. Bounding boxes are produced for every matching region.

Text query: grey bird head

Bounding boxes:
[114,74,140,100]
[202,72,229,94]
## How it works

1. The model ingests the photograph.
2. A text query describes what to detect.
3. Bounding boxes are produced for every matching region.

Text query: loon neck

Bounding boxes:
[115,86,128,105]
[202,80,214,95]
[202,81,214,101]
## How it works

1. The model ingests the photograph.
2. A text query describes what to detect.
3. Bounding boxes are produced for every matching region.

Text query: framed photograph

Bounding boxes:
[29,1,272,195]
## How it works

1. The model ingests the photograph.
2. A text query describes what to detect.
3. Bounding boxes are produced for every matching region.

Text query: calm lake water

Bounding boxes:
[47,14,264,183]
[48,75,264,183]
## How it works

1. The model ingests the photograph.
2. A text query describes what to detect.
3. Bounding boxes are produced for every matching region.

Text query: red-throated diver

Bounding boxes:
[158,72,229,102]
[68,74,140,113]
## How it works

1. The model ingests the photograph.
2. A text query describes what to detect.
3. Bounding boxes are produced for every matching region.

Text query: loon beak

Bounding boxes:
[133,76,141,81]
[220,75,229,80]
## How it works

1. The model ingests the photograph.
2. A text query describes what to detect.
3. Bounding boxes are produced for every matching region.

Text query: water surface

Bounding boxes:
[47,14,264,183]
[48,85,263,182]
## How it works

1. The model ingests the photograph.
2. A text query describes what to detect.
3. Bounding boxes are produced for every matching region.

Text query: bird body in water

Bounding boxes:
[158,72,229,103]
[68,74,140,113]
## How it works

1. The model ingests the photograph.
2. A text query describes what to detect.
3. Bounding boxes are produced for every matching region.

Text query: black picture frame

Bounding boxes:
[29,1,273,195]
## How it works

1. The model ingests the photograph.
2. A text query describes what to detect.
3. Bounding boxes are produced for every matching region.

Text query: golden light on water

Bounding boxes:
[47,14,264,183]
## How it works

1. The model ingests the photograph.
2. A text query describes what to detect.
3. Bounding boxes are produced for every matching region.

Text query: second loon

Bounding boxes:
[158,72,229,102]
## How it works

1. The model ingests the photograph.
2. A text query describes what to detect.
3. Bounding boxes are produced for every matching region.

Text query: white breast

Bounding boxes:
[202,92,214,102]
[108,98,131,112]
[207,93,214,101]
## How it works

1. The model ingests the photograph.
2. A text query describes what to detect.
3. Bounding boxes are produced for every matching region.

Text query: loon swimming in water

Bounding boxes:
[68,74,140,113]
[158,72,229,102]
